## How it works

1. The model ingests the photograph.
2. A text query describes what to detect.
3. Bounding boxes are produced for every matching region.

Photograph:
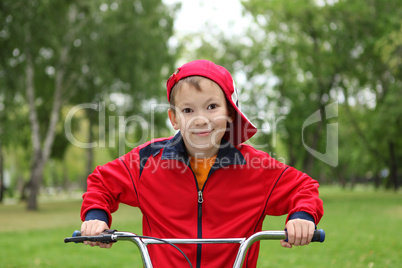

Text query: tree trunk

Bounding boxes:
[302,106,324,175]
[62,162,69,192]
[374,174,381,189]
[84,113,94,192]
[286,132,297,167]
[27,152,45,210]
[19,177,29,201]
[388,141,399,191]
[24,27,67,210]
[25,30,42,210]
[339,175,346,188]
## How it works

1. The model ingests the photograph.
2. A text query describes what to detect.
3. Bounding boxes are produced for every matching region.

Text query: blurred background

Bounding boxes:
[0,0,401,267]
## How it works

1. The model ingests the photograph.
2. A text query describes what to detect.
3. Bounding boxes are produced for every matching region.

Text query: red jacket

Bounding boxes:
[81,133,323,268]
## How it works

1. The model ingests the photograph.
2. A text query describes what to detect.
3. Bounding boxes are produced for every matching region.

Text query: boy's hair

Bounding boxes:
[169,76,203,110]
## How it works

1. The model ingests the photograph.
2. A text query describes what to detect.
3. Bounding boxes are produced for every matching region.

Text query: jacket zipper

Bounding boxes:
[198,190,204,204]
[196,189,203,268]
[194,168,211,268]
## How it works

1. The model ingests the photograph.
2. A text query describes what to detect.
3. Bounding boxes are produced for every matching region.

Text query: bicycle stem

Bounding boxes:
[113,231,287,268]
[113,233,154,268]
[232,231,286,268]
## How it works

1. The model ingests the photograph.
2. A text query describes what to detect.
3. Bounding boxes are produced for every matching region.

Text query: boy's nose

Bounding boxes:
[193,115,209,126]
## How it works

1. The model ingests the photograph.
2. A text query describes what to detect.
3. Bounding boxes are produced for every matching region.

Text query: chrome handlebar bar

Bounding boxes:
[65,229,325,268]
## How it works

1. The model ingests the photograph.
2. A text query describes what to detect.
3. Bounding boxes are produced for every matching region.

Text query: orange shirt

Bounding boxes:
[189,155,217,190]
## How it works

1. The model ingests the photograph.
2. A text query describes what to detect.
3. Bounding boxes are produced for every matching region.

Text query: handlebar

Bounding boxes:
[65,229,325,268]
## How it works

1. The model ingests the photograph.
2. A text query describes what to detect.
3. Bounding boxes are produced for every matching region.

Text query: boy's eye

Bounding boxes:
[182,108,193,113]
[207,104,218,110]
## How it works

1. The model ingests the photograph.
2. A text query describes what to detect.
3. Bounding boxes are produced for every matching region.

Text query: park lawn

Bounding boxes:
[0,200,144,268]
[258,188,402,267]
[0,188,401,267]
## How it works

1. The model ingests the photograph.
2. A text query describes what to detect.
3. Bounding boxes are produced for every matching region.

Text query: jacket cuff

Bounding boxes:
[288,211,315,224]
[85,209,109,226]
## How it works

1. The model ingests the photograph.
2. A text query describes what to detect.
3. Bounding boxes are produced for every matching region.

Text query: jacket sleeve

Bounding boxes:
[80,153,140,226]
[265,166,324,225]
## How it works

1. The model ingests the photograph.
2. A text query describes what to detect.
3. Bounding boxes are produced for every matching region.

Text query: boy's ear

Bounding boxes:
[168,108,180,130]
[227,106,235,123]
[228,114,234,123]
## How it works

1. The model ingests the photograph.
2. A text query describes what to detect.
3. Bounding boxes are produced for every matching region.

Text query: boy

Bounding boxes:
[80,60,324,267]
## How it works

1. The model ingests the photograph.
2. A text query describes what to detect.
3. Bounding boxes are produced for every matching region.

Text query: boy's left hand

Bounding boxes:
[280,219,315,248]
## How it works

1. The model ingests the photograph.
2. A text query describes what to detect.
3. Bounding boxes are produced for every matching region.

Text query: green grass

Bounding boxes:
[258,188,402,267]
[0,200,144,268]
[0,187,401,267]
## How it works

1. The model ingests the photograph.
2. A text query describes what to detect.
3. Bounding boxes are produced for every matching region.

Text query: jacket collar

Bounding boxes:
[161,132,246,168]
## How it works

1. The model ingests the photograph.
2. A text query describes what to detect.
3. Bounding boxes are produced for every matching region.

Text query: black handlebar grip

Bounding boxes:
[72,230,81,238]
[284,228,325,243]
[64,230,83,243]
[64,230,117,244]
[312,229,325,243]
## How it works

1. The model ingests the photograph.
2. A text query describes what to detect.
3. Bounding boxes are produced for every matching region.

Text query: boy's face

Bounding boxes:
[168,78,233,158]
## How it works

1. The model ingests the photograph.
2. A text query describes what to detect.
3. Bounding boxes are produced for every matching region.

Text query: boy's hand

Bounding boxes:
[81,219,112,248]
[280,219,315,248]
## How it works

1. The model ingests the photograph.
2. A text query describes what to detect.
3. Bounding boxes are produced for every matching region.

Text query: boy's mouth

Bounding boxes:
[193,130,212,137]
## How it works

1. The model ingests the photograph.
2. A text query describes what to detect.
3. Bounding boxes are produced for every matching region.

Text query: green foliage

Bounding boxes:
[0,0,178,200]
[1,0,401,196]
[187,0,402,187]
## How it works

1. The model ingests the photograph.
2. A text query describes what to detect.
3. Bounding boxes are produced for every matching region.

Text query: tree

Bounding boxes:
[327,0,402,189]
[62,0,178,189]
[185,0,402,187]
[1,0,177,209]
[235,0,402,187]
[0,1,32,201]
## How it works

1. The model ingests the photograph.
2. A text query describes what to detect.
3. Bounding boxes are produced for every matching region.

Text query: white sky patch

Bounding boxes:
[163,0,252,37]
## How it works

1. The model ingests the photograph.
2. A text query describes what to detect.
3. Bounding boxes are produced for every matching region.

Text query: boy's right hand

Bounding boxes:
[81,220,112,248]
